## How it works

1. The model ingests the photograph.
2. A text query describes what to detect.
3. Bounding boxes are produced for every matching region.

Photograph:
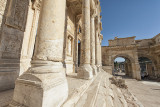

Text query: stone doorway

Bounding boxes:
[138,57,155,79]
[113,56,133,78]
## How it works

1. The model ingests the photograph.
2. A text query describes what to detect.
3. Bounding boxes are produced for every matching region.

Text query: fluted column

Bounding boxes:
[10,0,68,107]
[90,13,97,75]
[77,0,93,79]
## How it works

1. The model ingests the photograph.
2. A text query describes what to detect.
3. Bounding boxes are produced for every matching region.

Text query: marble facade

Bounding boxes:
[0,0,103,106]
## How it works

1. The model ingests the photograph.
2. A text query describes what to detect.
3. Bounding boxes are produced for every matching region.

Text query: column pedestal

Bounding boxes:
[78,64,93,79]
[9,62,68,107]
[91,65,98,75]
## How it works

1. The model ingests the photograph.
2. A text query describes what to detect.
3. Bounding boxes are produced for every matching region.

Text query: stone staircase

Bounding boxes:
[75,71,104,107]
[62,70,144,107]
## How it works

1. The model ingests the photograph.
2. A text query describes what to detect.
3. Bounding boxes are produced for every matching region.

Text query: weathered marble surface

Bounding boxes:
[78,0,93,79]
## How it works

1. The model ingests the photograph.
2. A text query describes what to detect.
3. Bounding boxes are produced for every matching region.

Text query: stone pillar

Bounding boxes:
[95,29,101,71]
[125,63,128,76]
[95,16,102,72]
[135,62,141,80]
[90,12,97,75]
[9,0,68,107]
[75,15,81,73]
[77,0,93,79]
[99,34,103,66]
[132,62,141,80]
[128,63,132,77]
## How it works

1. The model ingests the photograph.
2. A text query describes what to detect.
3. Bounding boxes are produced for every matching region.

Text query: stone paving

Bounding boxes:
[124,78,160,107]
[0,89,13,107]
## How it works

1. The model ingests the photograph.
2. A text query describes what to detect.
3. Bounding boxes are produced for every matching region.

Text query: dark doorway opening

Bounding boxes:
[78,40,81,67]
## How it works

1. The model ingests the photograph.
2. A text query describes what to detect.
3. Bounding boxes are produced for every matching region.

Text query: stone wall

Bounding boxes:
[153,33,160,44]
[136,39,154,47]
[65,7,76,74]
[0,0,7,33]
[0,0,34,91]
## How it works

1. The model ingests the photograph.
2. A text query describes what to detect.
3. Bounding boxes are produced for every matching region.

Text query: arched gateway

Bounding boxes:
[102,36,160,80]
[102,37,141,80]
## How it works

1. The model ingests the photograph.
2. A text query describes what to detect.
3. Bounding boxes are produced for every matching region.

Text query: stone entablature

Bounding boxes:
[109,36,136,46]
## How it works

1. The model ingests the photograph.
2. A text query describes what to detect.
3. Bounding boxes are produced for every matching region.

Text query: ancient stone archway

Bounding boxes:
[102,37,141,80]
[111,54,135,76]
[138,54,157,69]
[102,36,160,80]
[138,54,158,77]
[102,46,141,80]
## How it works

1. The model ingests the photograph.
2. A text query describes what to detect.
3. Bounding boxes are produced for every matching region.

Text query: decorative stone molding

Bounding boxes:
[76,14,82,24]
[91,9,96,18]
[32,0,42,10]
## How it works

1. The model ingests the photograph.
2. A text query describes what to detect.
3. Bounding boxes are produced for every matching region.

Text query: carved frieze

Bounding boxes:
[5,0,29,31]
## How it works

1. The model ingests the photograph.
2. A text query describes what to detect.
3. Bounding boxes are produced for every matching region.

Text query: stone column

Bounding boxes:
[95,24,101,71]
[99,34,103,66]
[90,11,97,75]
[128,63,132,77]
[132,62,141,80]
[75,15,81,73]
[77,0,93,79]
[9,0,68,107]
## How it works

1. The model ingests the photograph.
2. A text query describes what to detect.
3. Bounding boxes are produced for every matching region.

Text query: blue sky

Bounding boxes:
[100,0,160,46]
[115,57,125,62]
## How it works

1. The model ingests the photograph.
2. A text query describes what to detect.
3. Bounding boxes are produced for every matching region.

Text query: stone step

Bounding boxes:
[0,64,19,68]
[92,72,111,107]
[75,72,104,107]
[62,72,103,107]
[0,67,19,72]
[0,59,20,63]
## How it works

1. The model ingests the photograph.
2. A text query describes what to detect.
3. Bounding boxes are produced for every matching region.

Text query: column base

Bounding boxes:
[136,71,141,80]
[77,64,93,79]
[9,66,68,107]
[91,65,97,75]
[96,65,102,72]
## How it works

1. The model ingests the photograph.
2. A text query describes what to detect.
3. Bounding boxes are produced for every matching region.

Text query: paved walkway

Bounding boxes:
[124,78,160,107]
[0,89,13,107]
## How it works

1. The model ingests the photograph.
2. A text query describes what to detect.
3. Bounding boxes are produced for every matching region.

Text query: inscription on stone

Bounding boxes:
[5,0,29,31]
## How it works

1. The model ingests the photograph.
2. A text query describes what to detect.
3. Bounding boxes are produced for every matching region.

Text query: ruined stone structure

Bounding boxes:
[102,35,160,80]
[0,0,103,106]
